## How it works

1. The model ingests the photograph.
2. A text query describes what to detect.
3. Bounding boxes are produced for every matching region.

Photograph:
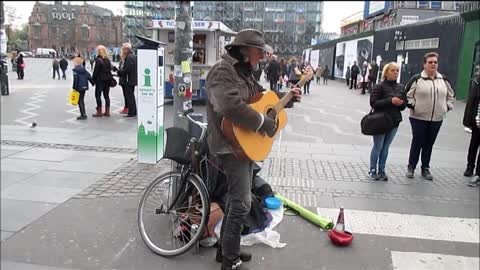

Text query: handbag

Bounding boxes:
[110,77,117,87]
[69,89,80,106]
[361,108,394,135]
[19,63,25,69]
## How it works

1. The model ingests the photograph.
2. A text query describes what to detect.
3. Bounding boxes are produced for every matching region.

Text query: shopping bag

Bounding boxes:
[69,89,80,106]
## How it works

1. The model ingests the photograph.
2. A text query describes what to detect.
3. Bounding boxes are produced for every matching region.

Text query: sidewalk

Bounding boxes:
[1,79,478,270]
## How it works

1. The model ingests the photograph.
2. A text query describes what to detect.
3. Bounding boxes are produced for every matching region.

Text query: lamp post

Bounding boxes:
[62,31,66,55]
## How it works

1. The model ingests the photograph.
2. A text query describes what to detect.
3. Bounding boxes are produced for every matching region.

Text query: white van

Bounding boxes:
[35,48,56,58]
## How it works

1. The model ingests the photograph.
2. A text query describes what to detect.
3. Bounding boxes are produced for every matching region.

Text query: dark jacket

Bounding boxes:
[463,75,480,128]
[117,51,137,86]
[72,65,94,92]
[53,59,59,69]
[59,59,68,70]
[345,68,351,79]
[351,64,360,77]
[370,79,407,127]
[322,67,330,78]
[206,53,265,154]
[287,63,299,81]
[92,56,113,82]
[267,60,280,82]
[369,63,379,81]
[279,62,287,77]
[16,55,24,69]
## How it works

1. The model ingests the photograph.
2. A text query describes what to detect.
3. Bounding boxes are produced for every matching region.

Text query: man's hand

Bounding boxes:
[392,97,404,106]
[291,87,302,102]
[259,116,277,137]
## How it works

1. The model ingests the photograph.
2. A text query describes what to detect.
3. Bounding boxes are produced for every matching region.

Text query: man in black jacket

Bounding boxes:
[267,55,280,92]
[59,57,68,79]
[350,61,360,89]
[463,68,480,186]
[115,43,137,117]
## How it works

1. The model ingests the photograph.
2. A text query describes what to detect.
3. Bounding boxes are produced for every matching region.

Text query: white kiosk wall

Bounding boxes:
[137,47,165,164]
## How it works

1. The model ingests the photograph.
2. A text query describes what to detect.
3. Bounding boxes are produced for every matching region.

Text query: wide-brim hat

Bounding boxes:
[225,29,273,54]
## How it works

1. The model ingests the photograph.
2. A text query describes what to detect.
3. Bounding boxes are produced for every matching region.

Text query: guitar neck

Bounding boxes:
[273,72,313,112]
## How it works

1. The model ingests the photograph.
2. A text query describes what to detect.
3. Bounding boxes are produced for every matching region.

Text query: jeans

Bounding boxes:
[121,84,128,108]
[346,77,350,86]
[303,80,311,94]
[218,154,253,261]
[269,80,277,92]
[408,117,443,169]
[467,126,480,175]
[350,77,357,89]
[125,85,137,116]
[61,69,66,79]
[53,68,60,79]
[94,80,110,108]
[370,127,398,172]
[78,90,86,116]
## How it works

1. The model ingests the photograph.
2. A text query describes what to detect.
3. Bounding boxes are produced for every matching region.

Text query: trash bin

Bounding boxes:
[188,113,203,139]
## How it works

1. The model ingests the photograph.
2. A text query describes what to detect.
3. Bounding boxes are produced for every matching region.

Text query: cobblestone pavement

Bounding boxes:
[73,157,476,208]
[1,140,136,154]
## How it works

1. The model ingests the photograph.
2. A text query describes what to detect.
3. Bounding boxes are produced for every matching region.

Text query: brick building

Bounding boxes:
[28,1,122,56]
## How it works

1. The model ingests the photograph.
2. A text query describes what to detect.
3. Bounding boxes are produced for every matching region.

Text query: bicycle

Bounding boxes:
[138,109,215,257]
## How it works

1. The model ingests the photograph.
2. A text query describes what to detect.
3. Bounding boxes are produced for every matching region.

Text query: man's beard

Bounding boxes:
[251,62,259,71]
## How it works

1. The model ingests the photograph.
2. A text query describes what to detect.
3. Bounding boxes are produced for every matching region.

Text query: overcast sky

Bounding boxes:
[4,1,364,34]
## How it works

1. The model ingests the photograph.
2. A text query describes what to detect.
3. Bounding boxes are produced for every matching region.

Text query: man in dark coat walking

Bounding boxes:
[350,61,360,89]
[59,57,68,79]
[463,67,480,186]
[267,55,280,92]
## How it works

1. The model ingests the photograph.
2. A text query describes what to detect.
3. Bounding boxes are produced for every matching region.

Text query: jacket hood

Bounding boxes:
[73,65,87,74]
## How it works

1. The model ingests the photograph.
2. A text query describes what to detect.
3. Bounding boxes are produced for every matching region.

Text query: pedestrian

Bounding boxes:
[322,65,330,85]
[405,52,455,180]
[59,56,68,79]
[267,55,280,92]
[52,58,61,80]
[316,65,322,85]
[205,29,302,270]
[89,57,95,70]
[92,45,114,117]
[345,66,351,87]
[361,61,370,95]
[278,58,287,91]
[302,61,312,94]
[114,43,137,118]
[368,60,379,90]
[287,57,300,88]
[350,61,360,89]
[367,62,407,181]
[16,54,25,80]
[463,66,480,187]
[72,57,94,120]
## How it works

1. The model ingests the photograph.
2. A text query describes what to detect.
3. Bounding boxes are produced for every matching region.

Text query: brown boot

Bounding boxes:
[103,106,110,117]
[92,107,103,117]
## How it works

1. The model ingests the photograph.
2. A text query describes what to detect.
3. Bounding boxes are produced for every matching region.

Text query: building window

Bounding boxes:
[417,1,430,8]
[81,28,89,39]
[430,1,442,9]
[34,26,41,38]
[404,38,439,50]
[396,40,404,50]
[385,42,390,51]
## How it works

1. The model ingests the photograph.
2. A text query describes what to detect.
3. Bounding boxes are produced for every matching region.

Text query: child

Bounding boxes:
[72,57,94,120]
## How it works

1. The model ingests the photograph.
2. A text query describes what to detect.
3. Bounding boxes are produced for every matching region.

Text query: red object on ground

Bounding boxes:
[328,229,354,246]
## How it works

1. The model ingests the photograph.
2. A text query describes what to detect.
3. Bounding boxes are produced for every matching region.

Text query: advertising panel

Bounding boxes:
[310,50,319,70]
[317,47,335,74]
[334,36,374,78]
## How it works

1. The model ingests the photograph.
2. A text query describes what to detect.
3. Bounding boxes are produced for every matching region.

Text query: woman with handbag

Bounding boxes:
[368,62,407,181]
[92,45,114,117]
[16,54,25,80]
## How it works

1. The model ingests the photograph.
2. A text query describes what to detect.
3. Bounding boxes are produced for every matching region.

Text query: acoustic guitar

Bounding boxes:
[221,68,314,161]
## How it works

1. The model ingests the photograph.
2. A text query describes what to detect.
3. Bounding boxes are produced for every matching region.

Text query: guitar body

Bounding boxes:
[221,91,288,161]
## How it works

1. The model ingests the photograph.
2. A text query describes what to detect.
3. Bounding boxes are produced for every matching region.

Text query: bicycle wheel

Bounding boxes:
[138,171,209,257]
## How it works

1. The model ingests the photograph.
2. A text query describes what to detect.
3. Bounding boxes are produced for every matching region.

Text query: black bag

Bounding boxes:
[110,77,117,87]
[361,108,394,135]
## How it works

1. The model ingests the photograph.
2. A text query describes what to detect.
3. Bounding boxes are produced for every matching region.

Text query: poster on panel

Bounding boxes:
[310,50,319,70]
[318,47,335,75]
[334,42,346,78]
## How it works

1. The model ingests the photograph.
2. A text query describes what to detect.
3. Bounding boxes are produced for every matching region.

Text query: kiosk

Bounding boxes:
[136,35,166,164]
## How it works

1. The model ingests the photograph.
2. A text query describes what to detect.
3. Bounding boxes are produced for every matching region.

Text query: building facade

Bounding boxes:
[341,1,464,37]
[28,1,122,56]
[124,1,323,58]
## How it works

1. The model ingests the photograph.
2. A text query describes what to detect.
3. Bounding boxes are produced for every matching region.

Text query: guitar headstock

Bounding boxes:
[296,66,314,88]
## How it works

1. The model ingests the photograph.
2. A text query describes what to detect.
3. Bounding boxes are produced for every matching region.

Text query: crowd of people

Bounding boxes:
[67,43,138,120]
[365,52,479,187]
